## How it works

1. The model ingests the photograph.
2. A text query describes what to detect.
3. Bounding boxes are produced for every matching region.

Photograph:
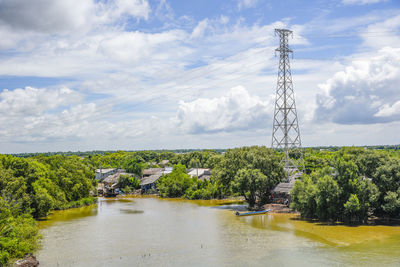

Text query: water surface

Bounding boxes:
[37,197,400,266]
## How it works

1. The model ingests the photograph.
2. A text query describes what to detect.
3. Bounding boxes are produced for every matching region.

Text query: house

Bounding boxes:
[140,167,173,193]
[142,168,163,177]
[159,160,170,166]
[95,168,118,180]
[271,172,302,203]
[187,168,211,181]
[102,172,131,197]
[140,173,163,193]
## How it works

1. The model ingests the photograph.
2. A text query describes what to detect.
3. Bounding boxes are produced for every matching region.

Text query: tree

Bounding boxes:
[291,176,317,218]
[382,190,400,217]
[315,175,340,221]
[118,174,140,193]
[157,164,193,198]
[214,146,284,196]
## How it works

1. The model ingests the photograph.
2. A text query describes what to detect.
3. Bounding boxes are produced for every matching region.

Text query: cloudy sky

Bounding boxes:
[0,0,399,153]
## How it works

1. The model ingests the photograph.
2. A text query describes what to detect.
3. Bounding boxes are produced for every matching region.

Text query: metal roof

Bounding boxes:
[140,173,162,186]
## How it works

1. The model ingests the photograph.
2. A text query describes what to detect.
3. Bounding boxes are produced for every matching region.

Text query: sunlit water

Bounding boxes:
[37,197,400,266]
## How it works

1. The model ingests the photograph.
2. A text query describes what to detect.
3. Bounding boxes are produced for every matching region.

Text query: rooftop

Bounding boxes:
[143,168,163,176]
[140,173,163,186]
[102,172,131,184]
[95,168,116,173]
[187,168,211,177]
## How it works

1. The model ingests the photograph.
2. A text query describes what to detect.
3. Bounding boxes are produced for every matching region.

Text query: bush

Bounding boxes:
[157,164,193,198]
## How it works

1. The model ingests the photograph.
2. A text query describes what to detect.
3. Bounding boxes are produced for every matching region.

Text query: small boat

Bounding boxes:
[235,209,271,216]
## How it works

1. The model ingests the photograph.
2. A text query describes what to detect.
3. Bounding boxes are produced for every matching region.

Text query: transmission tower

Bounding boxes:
[271,29,303,175]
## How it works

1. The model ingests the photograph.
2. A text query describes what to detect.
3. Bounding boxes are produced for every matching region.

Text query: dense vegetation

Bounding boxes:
[118,174,140,193]
[292,147,400,223]
[0,154,97,265]
[156,147,284,207]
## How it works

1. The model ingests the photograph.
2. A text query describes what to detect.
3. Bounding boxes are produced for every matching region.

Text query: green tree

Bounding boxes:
[118,174,140,193]
[157,164,193,198]
[232,168,276,208]
[315,175,340,221]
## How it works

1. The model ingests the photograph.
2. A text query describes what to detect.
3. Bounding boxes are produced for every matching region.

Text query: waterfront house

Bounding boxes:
[95,168,127,181]
[140,172,163,193]
[140,167,172,193]
[142,168,163,177]
[187,168,211,181]
[271,172,302,203]
[102,172,132,196]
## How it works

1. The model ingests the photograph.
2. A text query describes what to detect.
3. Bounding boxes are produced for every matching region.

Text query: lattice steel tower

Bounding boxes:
[272,29,303,173]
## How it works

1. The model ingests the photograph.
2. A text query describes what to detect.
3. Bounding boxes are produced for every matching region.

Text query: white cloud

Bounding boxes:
[238,0,258,10]
[0,86,81,117]
[315,47,400,124]
[342,0,386,5]
[0,0,95,33]
[0,0,151,36]
[98,30,187,64]
[375,100,400,117]
[103,0,151,21]
[174,86,272,134]
[190,19,209,39]
[360,15,400,49]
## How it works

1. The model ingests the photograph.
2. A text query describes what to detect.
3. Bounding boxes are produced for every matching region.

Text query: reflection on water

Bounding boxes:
[119,208,144,214]
[37,197,400,267]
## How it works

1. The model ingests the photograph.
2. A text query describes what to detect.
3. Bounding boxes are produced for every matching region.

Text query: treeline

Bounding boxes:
[157,147,285,207]
[12,149,228,158]
[292,147,400,223]
[0,154,96,265]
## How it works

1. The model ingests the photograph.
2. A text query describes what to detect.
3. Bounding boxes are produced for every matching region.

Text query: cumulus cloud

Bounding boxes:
[0,86,81,117]
[174,86,272,134]
[0,0,151,35]
[0,0,95,33]
[0,86,97,141]
[314,47,400,124]
[375,101,400,117]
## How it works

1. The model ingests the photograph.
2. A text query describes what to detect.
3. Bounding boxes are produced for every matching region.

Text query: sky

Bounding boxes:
[0,0,399,153]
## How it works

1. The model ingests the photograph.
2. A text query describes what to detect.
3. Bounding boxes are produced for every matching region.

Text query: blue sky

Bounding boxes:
[0,0,399,153]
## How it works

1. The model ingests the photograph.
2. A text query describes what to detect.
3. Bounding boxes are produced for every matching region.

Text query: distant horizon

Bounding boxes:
[6,143,400,155]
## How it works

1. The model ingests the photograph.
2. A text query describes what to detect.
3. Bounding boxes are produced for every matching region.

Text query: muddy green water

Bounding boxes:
[37,197,400,266]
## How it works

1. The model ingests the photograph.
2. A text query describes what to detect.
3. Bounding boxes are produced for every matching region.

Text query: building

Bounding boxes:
[140,173,163,193]
[271,172,302,203]
[159,160,170,166]
[139,167,173,193]
[101,172,132,196]
[142,168,163,177]
[95,168,120,181]
[187,168,211,181]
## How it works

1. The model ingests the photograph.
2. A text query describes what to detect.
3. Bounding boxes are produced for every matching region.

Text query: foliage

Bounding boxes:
[118,174,140,193]
[184,178,223,200]
[0,154,97,265]
[0,197,39,266]
[291,147,397,223]
[157,164,193,198]
[213,146,284,203]
[231,168,277,208]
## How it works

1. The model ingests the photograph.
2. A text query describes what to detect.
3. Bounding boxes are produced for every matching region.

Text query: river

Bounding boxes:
[37,197,400,266]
